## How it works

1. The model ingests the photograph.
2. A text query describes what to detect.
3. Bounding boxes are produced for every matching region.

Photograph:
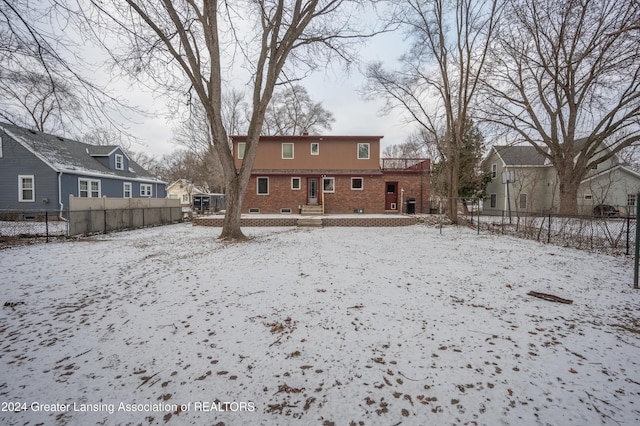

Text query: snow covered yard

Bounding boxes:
[1,223,639,426]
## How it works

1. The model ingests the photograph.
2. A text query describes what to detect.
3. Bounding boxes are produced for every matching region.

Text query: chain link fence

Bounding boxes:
[434,198,636,256]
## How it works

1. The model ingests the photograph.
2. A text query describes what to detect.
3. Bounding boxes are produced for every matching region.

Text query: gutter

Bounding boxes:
[58,171,66,220]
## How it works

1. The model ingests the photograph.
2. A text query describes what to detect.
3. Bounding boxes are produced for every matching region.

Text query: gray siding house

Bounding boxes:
[483,143,640,215]
[0,123,166,213]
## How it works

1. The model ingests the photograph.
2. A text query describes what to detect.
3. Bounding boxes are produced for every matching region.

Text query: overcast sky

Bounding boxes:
[117,27,412,159]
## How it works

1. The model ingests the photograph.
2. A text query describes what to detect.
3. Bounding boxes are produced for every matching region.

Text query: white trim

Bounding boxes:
[79,178,101,198]
[282,143,294,159]
[357,143,370,159]
[257,177,269,195]
[18,175,35,202]
[291,177,301,190]
[0,135,3,158]
[115,154,124,170]
[322,177,335,193]
[310,142,319,155]
[238,142,246,159]
[140,183,153,197]
[123,182,132,198]
[351,177,364,190]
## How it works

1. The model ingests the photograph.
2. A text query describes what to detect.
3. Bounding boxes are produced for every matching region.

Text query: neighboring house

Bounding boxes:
[167,179,204,207]
[232,135,430,214]
[0,122,167,213]
[483,143,640,215]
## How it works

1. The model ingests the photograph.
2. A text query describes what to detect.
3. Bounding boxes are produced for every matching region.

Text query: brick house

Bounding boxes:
[232,135,430,214]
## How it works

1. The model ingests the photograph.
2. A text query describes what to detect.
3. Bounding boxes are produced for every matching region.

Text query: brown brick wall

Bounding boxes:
[192,216,419,227]
[242,173,429,214]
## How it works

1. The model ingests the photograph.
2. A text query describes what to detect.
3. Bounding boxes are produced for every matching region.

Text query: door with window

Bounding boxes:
[308,178,318,204]
[385,182,398,210]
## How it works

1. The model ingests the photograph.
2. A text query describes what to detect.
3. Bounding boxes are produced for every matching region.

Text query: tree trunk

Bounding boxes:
[219,175,248,241]
[557,173,580,216]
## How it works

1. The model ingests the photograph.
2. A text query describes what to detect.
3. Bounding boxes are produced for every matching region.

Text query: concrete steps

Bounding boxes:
[297,217,323,227]
[300,205,323,215]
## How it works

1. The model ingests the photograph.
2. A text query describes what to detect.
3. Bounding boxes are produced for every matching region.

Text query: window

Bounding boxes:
[79,178,101,198]
[490,193,497,208]
[310,142,319,155]
[491,164,497,179]
[519,193,527,209]
[249,208,260,213]
[123,182,132,198]
[280,208,292,214]
[115,154,124,170]
[357,143,370,159]
[584,193,592,200]
[291,177,301,190]
[351,177,363,190]
[237,142,246,159]
[282,143,294,159]
[323,177,335,193]
[140,184,153,197]
[628,193,637,207]
[182,194,190,203]
[18,175,34,202]
[257,177,269,195]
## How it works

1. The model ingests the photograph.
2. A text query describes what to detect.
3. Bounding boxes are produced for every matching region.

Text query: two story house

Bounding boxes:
[483,143,640,215]
[0,122,166,213]
[232,134,430,214]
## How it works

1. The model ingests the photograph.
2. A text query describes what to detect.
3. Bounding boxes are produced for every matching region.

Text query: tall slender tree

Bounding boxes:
[90,0,374,240]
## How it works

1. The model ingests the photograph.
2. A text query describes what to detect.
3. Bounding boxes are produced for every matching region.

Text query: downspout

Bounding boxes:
[58,171,66,220]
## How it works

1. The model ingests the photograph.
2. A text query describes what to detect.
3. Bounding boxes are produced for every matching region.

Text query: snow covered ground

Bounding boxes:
[1,223,639,426]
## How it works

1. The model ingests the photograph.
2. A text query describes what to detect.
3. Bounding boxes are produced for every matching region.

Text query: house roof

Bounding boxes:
[1,122,161,183]
[494,146,547,166]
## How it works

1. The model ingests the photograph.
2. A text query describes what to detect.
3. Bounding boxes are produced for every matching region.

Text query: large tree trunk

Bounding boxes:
[557,177,580,216]
[220,174,248,240]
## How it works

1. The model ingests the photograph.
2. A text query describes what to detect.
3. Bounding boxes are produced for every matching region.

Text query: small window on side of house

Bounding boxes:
[238,142,246,159]
[123,182,132,198]
[140,184,153,197]
[519,193,527,209]
[291,177,301,190]
[357,143,370,159]
[491,164,497,179]
[628,193,636,206]
[584,194,592,200]
[18,175,34,202]
[310,142,319,155]
[282,143,294,159]
[351,177,363,190]
[323,177,335,193]
[257,177,269,195]
[115,154,124,170]
[490,193,497,208]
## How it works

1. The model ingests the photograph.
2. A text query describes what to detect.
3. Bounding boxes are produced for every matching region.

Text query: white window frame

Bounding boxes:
[351,177,364,190]
[237,142,246,160]
[628,193,637,207]
[257,177,269,195]
[115,154,124,170]
[79,178,101,198]
[519,193,527,210]
[140,184,153,197]
[357,143,370,159]
[291,177,301,190]
[323,177,335,193]
[123,182,132,198]
[282,143,294,159]
[182,194,190,203]
[491,164,497,179]
[310,142,319,155]
[18,175,35,202]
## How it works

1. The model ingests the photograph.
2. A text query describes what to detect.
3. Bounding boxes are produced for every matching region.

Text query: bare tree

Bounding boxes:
[0,0,134,135]
[91,1,372,240]
[483,0,640,215]
[263,84,335,135]
[365,0,500,223]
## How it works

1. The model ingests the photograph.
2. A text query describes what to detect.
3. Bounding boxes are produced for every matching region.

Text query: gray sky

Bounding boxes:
[118,28,412,158]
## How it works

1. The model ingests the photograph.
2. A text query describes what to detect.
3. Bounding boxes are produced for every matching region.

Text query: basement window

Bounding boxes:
[249,208,260,213]
[280,208,292,214]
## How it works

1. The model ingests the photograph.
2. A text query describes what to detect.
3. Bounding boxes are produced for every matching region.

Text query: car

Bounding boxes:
[593,204,620,217]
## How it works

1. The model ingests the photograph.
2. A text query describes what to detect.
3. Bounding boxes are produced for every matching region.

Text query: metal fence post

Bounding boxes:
[634,194,640,289]
[548,213,551,244]
[626,215,631,256]
[45,211,49,243]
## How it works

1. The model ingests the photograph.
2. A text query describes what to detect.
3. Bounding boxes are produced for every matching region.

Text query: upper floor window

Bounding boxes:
[310,142,319,155]
[237,142,246,159]
[282,143,294,159]
[357,143,370,159]
[628,193,636,207]
[491,164,497,179]
[123,182,132,198]
[79,178,100,198]
[115,154,124,170]
[140,184,153,197]
[18,175,34,202]
[182,194,190,203]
